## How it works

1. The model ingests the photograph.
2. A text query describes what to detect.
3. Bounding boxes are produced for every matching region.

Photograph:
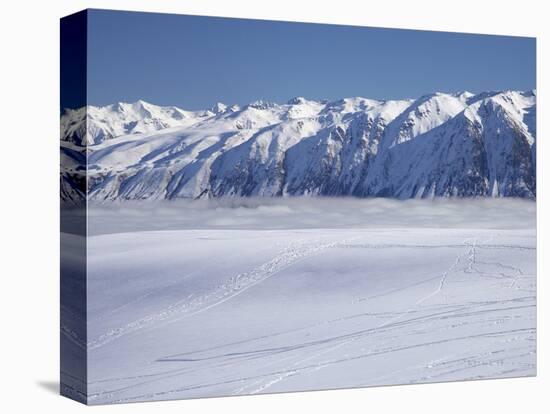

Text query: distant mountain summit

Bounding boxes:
[60,90,536,202]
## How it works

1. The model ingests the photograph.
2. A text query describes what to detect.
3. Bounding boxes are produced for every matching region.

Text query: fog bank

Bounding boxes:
[83,197,536,235]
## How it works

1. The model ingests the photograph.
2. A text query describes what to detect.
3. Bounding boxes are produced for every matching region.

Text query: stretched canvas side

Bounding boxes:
[60,10,88,404]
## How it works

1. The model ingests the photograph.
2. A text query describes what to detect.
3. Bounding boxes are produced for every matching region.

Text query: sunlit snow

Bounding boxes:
[61,198,536,403]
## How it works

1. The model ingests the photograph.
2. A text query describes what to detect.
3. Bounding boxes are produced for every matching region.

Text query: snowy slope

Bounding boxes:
[60,90,536,201]
[59,199,536,403]
[60,100,206,146]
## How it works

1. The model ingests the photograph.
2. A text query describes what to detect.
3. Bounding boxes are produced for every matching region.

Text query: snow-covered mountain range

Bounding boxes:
[60,90,536,202]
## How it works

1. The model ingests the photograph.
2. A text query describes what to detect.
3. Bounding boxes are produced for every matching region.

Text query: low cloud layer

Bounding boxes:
[83,197,536,236]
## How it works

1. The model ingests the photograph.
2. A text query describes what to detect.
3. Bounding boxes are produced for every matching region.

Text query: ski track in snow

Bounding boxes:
[87,236,359,350]
[235,237,515,395]
[78,227,536,404]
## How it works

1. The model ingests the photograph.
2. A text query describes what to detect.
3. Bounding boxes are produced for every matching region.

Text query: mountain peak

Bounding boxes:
[455,90,474,100]
[247,100,278,110]
[210,102,228,114]
[287,96,308,105]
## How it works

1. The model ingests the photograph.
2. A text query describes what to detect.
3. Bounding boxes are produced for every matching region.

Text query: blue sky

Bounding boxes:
[87,9,536,110]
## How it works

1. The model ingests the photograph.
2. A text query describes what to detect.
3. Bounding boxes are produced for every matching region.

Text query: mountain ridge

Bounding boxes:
[60,90,536,202]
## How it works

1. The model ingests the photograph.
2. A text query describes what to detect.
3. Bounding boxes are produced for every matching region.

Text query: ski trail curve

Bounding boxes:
[241,238,477,393]
[88,236,357,350]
